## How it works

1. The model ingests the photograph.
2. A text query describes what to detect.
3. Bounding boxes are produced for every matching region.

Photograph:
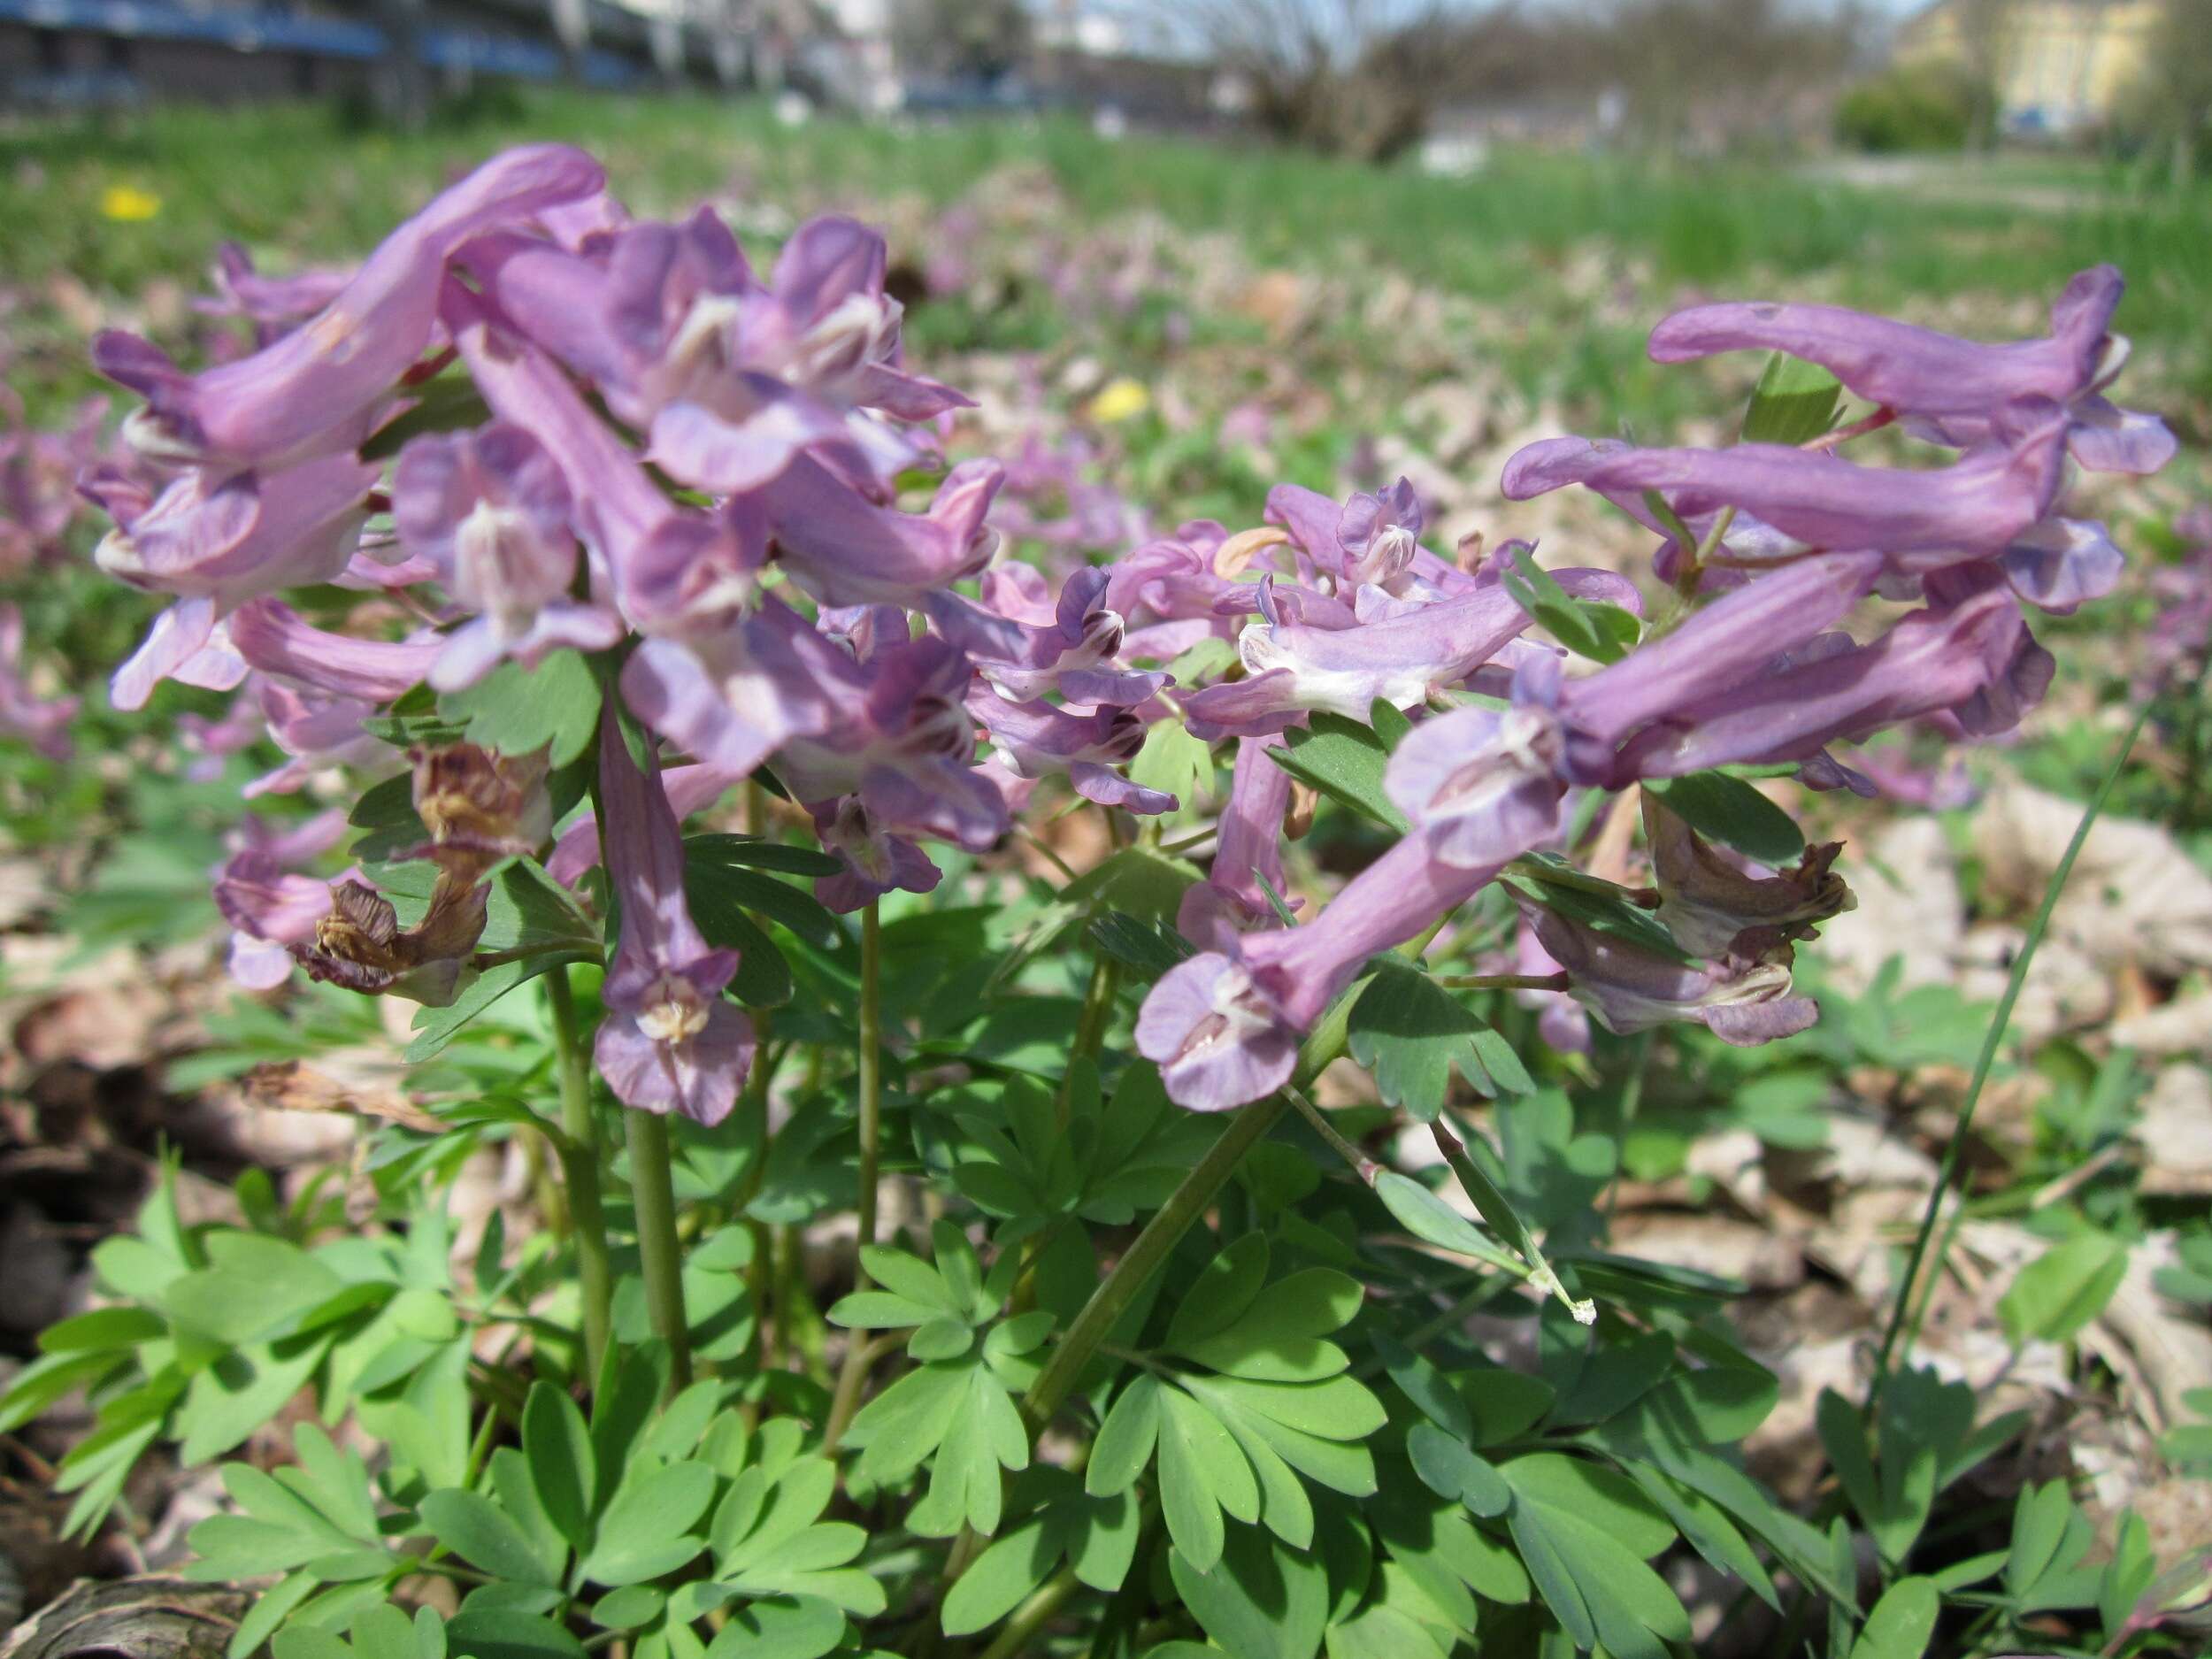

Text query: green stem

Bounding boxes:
[546,967,614,1383]
[856,900,885,1249]
[1021,991,1358,1432]
[826,901,887,1443]
[1430,1121,1592,1325]
[626,1109,693,1393]
[1870,701,2150,1387]
[1058,954,1121,1125]
[1435,972,1571,992]
[976,1564,1082,1659]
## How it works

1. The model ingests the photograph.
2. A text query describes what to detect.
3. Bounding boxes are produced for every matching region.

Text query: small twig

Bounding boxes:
[1803,404,1896,451]
[1285,1086,1382,1184]
[1434,972,1571,993]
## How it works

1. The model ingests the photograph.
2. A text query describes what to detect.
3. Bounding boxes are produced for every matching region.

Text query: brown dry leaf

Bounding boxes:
[239,1060,444,1134]
[1974,781,2212,974]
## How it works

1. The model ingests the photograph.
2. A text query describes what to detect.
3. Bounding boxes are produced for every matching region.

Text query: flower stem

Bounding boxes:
[1434,972,1571,992]
[976,1565,1082,1659]
[545,966,613,1383]
[1021,987,1358,1432]
[625,1109,692,1393]
[826,900,887,1446]
[855,900,884,1250]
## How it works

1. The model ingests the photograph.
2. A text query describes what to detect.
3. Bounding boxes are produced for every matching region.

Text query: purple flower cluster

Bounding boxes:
[77,147,2170,1124]
[1135,272,2169,1110]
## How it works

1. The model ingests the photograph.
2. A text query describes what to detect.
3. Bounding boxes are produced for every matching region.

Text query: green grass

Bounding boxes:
[4,90,2210,415]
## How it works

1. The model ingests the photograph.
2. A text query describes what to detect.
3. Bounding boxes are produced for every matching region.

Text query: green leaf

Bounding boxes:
[522,1383,595,1554]
[1997,1233,2127,1345]
[37,1306,165,1352]
[941,1516,1061,1638]
[1504,1456,1690,1659]
[1171,1268,1361,1382]
[1407,1424,1509,1517]
[438,652,602,768]
[682,848,841,945]
[1505,857,1694,964]
[1087,1376,1164,1498]
[1643,772,1806,867]
[1740,351,1842,447]
[700,1596,842,1659]
[1164,1232,1271,1349]
[1347,965,1507,1121]
[363,375,496,462]
[1087,910,1197,981]
[1498,548,1640,664]
[588,1587,665,1632]
[1057,846,1202,923]
[1269,713,1408,833]
[407,954,587,1064]
[680,833,840,877]
[1130,718,1214,808]
[1157,1385,1258,1572]
[443,1609,586,1659]
[1848,1577,1939,1659]
[419,1489,557,1586]
[1168,1523,1329,1659]
[1373,1172,1496,1263]
[581,1463,716,1586]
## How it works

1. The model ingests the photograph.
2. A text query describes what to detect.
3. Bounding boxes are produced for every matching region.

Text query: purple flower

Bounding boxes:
[1557,551,1886,752]
[393,422,622,689]
[1611,579,2043,780]
[1265,480,1473,603]
[1140,831,1500,1110]
[443,283,758,634]
[592,703,755,1126]
[476,210,967,496]
[213,810,350,989]
[1180,564,1628,741]
[811,796,944,914]
[88,454,377,709]
[1504,400,2071,561]
[94,145,605,469]
[926,565,1167,707]
[245,677,386,797]
[969,689,1175,815]
[198,243,352,342]
[1641,793,1851,958]
[760,456,1004,610]
[1647,266,2176,475]
[1334,477,1425,589]
[1177,732,1294,939]
[545,764,739,887]
[1524,904,1816,1047]
[1384,702,1565,871]
[726,609,1006,850]
[0,603,76,759]
[227,598,443,703]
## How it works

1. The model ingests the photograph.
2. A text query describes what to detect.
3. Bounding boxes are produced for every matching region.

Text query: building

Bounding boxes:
[1893,0,2163,134]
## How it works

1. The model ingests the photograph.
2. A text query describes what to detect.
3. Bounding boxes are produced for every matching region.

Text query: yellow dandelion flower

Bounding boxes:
[1087,377,1150,425]
[100,184,162,222]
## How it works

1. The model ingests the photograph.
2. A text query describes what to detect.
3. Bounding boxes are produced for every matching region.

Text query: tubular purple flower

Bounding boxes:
[811,796,943,914]
[90,454,377,709]
[393,422,621,689]
[1177,732,1294,932]
[1508,400,2071,560]
[968,689,1175,814]
[1181,568,1624,741]
[246,678,386,797]
[1525,904,1817,1047]
[1560,550,1886,748]
[1385,702,1565,870]
[1141,832,1500,1110]
[760,455,1003,609]
[1613,580,2041,780]
[227,599,443,703]
[1646,266,2176,475]
[0,603,76,759]
[545,764,739,887]
[94,145,604,468]
[593,703,755,1126]
[926,565,1168,706]
[1336,477,1424,589]
[215,818,347,990]
[199,243,352,341]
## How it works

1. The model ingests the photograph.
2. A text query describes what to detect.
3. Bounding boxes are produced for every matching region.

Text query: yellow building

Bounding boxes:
[1896,0,2163,134]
